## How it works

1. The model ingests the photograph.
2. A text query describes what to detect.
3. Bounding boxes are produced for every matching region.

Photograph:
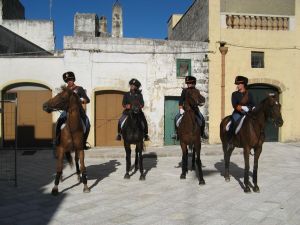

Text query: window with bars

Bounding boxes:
[251,51,264,68]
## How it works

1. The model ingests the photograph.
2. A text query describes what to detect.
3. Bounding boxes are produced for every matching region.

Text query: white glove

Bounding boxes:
[179,108,185,115]
[241,106,249,112]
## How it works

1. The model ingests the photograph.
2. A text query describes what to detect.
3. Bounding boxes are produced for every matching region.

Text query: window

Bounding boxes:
[251,51,264,68]
[176,59,191,77]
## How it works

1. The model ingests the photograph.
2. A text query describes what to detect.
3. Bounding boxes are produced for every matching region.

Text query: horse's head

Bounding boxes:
[185,88,205,110]
[43,86,74,113]
[130,100,142,115]
[265,94,284,127]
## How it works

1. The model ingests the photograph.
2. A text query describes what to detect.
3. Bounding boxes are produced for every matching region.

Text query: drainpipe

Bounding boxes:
[219,42,228,119]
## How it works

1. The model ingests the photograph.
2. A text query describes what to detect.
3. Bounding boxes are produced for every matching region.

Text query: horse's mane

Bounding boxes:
[60,85,82,107]
[250,96,273,116]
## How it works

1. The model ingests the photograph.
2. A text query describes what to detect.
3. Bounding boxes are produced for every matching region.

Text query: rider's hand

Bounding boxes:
[125,104,131,109]
[241,106,249,112]
[179,108,185,115]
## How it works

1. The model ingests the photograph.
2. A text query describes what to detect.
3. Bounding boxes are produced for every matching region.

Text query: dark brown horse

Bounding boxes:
[122,100,145,180]
[43,86,90,195]
[178,88,205,184]
[220,94,283,193]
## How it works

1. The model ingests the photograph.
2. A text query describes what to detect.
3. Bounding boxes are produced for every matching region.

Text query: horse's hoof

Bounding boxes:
[51,187,59,196]
[199,180,205,185]
[180,174,186,179]
[244,186,251,193]
[124,173,130,179]
[225,177,230,182]
[191,165,195,171]
[139,174,145,181]
[83,187,90,193]
[253,185,260,193]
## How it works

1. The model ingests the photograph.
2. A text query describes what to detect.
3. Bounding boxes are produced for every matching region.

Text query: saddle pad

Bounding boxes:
[235,115,246,134]
[121,116,128,129]
[176,114,184,127]
[225,115,246,134]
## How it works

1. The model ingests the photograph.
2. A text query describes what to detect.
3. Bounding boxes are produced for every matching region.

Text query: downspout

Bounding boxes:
[219,42,228,119]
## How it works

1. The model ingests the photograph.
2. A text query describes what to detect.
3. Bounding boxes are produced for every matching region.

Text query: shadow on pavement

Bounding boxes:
[87,159,121,190]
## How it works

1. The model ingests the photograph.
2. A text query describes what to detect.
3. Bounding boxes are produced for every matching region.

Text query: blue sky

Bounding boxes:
[20,0,194,50]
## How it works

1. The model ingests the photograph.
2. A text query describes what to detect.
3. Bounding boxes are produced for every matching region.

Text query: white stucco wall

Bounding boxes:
[1,20,55,51]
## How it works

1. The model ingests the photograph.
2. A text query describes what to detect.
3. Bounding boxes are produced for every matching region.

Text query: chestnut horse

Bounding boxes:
[122,100,145,180]
[220,95,283,193]
[43,87,90,195]
[178,88,206,185]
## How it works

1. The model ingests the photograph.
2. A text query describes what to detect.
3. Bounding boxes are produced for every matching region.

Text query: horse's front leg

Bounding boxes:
[223,142,234,182]
[191,145,195,170]
[79,150,90,193]
[243,147,251,193]
[137,143,145,180]
[124,143,131,179]
[52,146,64,195]
[180,142,188,179]
[75,152,81,182]
[134,147,139,172]
[195,141,205,185]
[253,146,262,193]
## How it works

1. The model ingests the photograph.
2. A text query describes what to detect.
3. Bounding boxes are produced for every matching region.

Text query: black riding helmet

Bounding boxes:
[129,78,141,89]
[185,76,196,85]
[234,75,248,86]
[63,71,76,83]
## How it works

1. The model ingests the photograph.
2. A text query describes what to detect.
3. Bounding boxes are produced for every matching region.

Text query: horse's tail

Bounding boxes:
[65,151,73,167]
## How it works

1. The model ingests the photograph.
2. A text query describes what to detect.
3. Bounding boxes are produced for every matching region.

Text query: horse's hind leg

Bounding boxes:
[253,146,262,193]
[79,150,90,193]
[134,147,139,172]
[195,142,205,185]
[137,143,145,180]
[124,143,131,179]
[52,146,64,195]
[180,142,188,179]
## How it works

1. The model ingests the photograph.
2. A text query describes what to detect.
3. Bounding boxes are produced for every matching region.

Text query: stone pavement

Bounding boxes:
[0,142,300,225]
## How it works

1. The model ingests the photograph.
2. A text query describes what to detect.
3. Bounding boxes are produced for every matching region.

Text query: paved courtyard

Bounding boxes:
[0,142,300,225]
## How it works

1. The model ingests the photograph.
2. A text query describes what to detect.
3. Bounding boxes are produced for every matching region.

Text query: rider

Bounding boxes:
[56,71,91,149]
[174,76,207,139]
[227,75,255,148]
[116,78,150,141]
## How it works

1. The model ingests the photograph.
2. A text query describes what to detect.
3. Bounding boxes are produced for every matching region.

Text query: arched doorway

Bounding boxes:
[248,84,280,142]
[1,82,53,148]
[95,90,125,146]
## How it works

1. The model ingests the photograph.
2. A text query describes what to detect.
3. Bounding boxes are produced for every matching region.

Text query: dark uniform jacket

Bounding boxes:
[122,91,144,108]
[72,86,90,103]
[231,91,255,114]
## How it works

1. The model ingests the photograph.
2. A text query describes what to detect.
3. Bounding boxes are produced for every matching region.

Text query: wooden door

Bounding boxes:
[95,91,124,146]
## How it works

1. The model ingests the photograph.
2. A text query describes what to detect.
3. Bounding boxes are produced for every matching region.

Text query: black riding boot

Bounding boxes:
[140,112,150,141]
[116,121,122,141]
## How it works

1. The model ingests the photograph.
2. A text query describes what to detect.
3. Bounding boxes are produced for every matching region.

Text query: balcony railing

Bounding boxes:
[225,14,289,30]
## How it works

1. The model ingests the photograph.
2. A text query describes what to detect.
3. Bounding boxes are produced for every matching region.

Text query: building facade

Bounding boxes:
[169,0,300,143]
[0,1,209,148]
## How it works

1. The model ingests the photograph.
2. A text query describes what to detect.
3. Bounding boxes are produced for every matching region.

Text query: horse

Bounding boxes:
[220,94,284,193]
[121,100,145,180]
[43,86,90,195]
[178,88,206,185]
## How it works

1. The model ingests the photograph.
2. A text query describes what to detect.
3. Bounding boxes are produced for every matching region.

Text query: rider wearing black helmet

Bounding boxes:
[116,78,150,141]
[56,71,91,149]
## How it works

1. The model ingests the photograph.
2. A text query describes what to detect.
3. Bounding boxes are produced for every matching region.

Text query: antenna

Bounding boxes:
[49,0,52,20]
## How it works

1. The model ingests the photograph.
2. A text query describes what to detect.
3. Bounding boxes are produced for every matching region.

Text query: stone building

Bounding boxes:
[0,0,209,148]
[169,0,300,143]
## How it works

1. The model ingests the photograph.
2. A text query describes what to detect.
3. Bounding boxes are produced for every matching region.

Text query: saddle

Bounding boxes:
[226,115,246,135]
